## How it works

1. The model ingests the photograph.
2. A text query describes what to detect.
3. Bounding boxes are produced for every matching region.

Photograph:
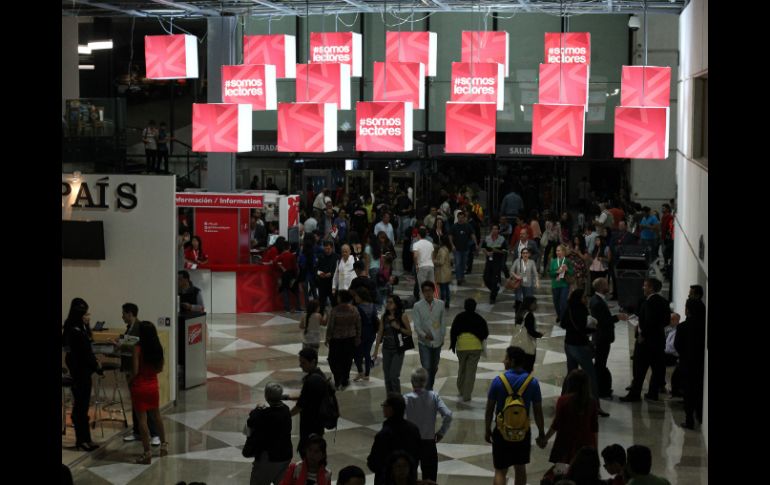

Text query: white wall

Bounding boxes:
[62,174,178,402]
[676,0,708,448]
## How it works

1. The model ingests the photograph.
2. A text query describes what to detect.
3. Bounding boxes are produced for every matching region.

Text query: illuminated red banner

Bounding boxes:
[445,102,496,154]
[621,66,672,107]
[531,103,586,156]
[544,32,591,64]
[386,31,437,77]
[373,62,425,110]
[176,193,265,208]
[614,106,670,159]
[461,31,509,77]
[295,63,351,110]
[192,104,252,153]
[195,208,239,265]
[356,101,413,152]
[277,102,338,152]
[309,32,362,77]
[243,34,296,78]
[145,34,199,79]
[538,63,589,109]
[450,62,504,110]
[221,64,277,110]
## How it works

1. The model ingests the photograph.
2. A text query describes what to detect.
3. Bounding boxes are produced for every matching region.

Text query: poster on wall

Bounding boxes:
[385,31,438,77]
[243,34,296,78]
[145,34,199,79]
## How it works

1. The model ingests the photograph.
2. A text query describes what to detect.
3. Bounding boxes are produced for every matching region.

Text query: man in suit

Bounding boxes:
[620,278,670,402]
[590,278,628,398]
[511,228,539,262]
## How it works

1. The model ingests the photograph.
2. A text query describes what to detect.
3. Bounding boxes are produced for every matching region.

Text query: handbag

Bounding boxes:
[505,276,522,290]
[394,319,415,352]
[511,323,536,355]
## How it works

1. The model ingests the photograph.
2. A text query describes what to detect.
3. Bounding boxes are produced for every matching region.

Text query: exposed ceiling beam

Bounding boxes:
[341,0,376,13]
[430,0,451,11]
[68,0,150,17]
[516,0,532,12]
[149,0,221,17]
[250,0,298,16]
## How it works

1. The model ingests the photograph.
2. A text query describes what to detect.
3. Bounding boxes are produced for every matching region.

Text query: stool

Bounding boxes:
[92,361,129,436]
[62,369,73,436]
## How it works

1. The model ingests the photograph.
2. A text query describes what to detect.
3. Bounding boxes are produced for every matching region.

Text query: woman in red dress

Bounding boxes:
[537,369,598,465]
[130,321,168,464]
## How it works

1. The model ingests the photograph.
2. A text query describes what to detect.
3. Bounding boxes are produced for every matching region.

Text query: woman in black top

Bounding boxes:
[561,289,608,417]
[514,296,544,373]
[246,382,293,485]
[62,297,102,451]
[372,295,412,394]
[449,298,490,401]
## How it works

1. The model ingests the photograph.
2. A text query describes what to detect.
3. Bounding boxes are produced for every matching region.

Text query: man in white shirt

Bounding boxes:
[373,212,395,244]
[412,227,435,290]
[412,281,446,390]
[312,189,329,219]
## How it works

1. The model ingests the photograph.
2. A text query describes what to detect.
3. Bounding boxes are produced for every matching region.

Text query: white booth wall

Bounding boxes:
[62,174,178,404]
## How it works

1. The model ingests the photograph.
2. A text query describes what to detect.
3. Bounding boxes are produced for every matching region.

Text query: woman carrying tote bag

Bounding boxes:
[511,296,543,373]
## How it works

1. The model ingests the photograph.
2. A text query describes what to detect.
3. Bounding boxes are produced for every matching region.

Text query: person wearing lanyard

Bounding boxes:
[411,281,446,391]
[549,245,574,323]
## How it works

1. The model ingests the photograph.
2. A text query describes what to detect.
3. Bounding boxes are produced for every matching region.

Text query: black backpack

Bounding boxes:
[319,377,340,430]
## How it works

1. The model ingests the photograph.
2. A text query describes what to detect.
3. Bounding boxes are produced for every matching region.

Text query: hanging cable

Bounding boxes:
[127,17,135,88]
[643,0,648,104]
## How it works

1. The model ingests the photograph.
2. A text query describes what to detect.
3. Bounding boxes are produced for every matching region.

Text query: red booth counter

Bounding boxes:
[197,263,302,313]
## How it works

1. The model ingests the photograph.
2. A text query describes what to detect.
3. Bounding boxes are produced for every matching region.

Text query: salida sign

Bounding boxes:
[62,177,138,210]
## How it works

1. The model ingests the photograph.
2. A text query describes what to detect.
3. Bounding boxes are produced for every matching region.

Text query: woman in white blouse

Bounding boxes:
[511,247,540,311]
[333,244,356,294]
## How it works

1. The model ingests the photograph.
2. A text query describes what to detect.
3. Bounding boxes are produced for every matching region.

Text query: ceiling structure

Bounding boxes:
[63,0,688,19]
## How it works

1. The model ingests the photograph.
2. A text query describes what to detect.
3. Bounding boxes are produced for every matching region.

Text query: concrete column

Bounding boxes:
[205,16,238,192]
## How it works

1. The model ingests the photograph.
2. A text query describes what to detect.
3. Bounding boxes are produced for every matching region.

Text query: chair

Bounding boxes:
[91,344,129,436]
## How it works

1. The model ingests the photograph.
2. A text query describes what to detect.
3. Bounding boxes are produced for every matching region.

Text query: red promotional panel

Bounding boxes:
[295,63,351,110]
[385,31,437,77]
[176,193,264,208]
[192,104,252,153]
[288,195,300,228]
[356,101,413,152]
[461,31,509,77]
[544,32,591,64]
[538,63,589,108]
[187,323,203,345]
[309,32,362,77]
[445,102,496,154]
[277,103,338,152]
[621,66,672,107]
[243,34,296,78]
[239,208,252,264]
[372,62,425,109]
[614,106,670,159]
[145,34,199,79]
[236,270,286,312]
[531,103,586,156]
[222,64,277,110]
[194,208,240,265]
[450,62,504,111]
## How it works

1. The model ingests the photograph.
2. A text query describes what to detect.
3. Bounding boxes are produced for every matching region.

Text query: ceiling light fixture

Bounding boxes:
[79,65,95,70]
[78,45,92,54]
[88,40,113,50]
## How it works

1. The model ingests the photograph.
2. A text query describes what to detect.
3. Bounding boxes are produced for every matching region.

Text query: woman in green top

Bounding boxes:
[549,244,574,323]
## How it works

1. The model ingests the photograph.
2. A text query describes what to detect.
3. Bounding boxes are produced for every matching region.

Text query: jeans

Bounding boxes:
[453,249,468,283]
[416,266,435,289]
[354,333,376,376]
[418,344,442,390]
[514,285,535,303]
[398,215,413,241]
[565,343,600,400]
[551,286,569,320]
[439,283,450,306]
[382,348,405,393]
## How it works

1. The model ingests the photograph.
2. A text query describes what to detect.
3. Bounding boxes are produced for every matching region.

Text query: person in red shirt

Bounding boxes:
[183,235,209,268]
[608,205,625,230]
[277,242,302,313]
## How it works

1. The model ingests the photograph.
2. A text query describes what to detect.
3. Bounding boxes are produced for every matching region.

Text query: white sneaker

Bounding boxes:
[151,436,161,446]
[123,434,139,442]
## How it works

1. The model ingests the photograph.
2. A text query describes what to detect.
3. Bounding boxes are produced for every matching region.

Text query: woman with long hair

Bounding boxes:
[433,235,453,309]
[482,224,508,305]
[299,234,318,304]
[429,216,446,247]
[511,247,540,311]
[62,297,102,451]
[299,300,326,352]
[568,235,591,294]
[514,296,544,373]
[560,290,608,417]
[372,295,413,394]
[184,235,209,267]
[537,370,599,465]
[131,321,168,464]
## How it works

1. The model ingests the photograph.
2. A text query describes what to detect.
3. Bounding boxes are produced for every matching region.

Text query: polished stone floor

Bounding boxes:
[68,257,708,484]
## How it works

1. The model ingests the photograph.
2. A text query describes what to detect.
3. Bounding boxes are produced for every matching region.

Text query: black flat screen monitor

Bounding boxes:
[62,220,106,260]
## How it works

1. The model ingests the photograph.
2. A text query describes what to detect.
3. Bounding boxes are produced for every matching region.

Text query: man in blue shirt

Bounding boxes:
[639,207,660,264]
[485,346,545,485]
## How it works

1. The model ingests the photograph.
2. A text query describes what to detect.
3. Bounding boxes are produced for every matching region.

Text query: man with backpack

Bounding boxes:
[484,346,545,485]
[287,348,336,456]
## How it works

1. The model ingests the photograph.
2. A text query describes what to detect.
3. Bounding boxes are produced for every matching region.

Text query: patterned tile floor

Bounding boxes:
[67,257,708,484]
